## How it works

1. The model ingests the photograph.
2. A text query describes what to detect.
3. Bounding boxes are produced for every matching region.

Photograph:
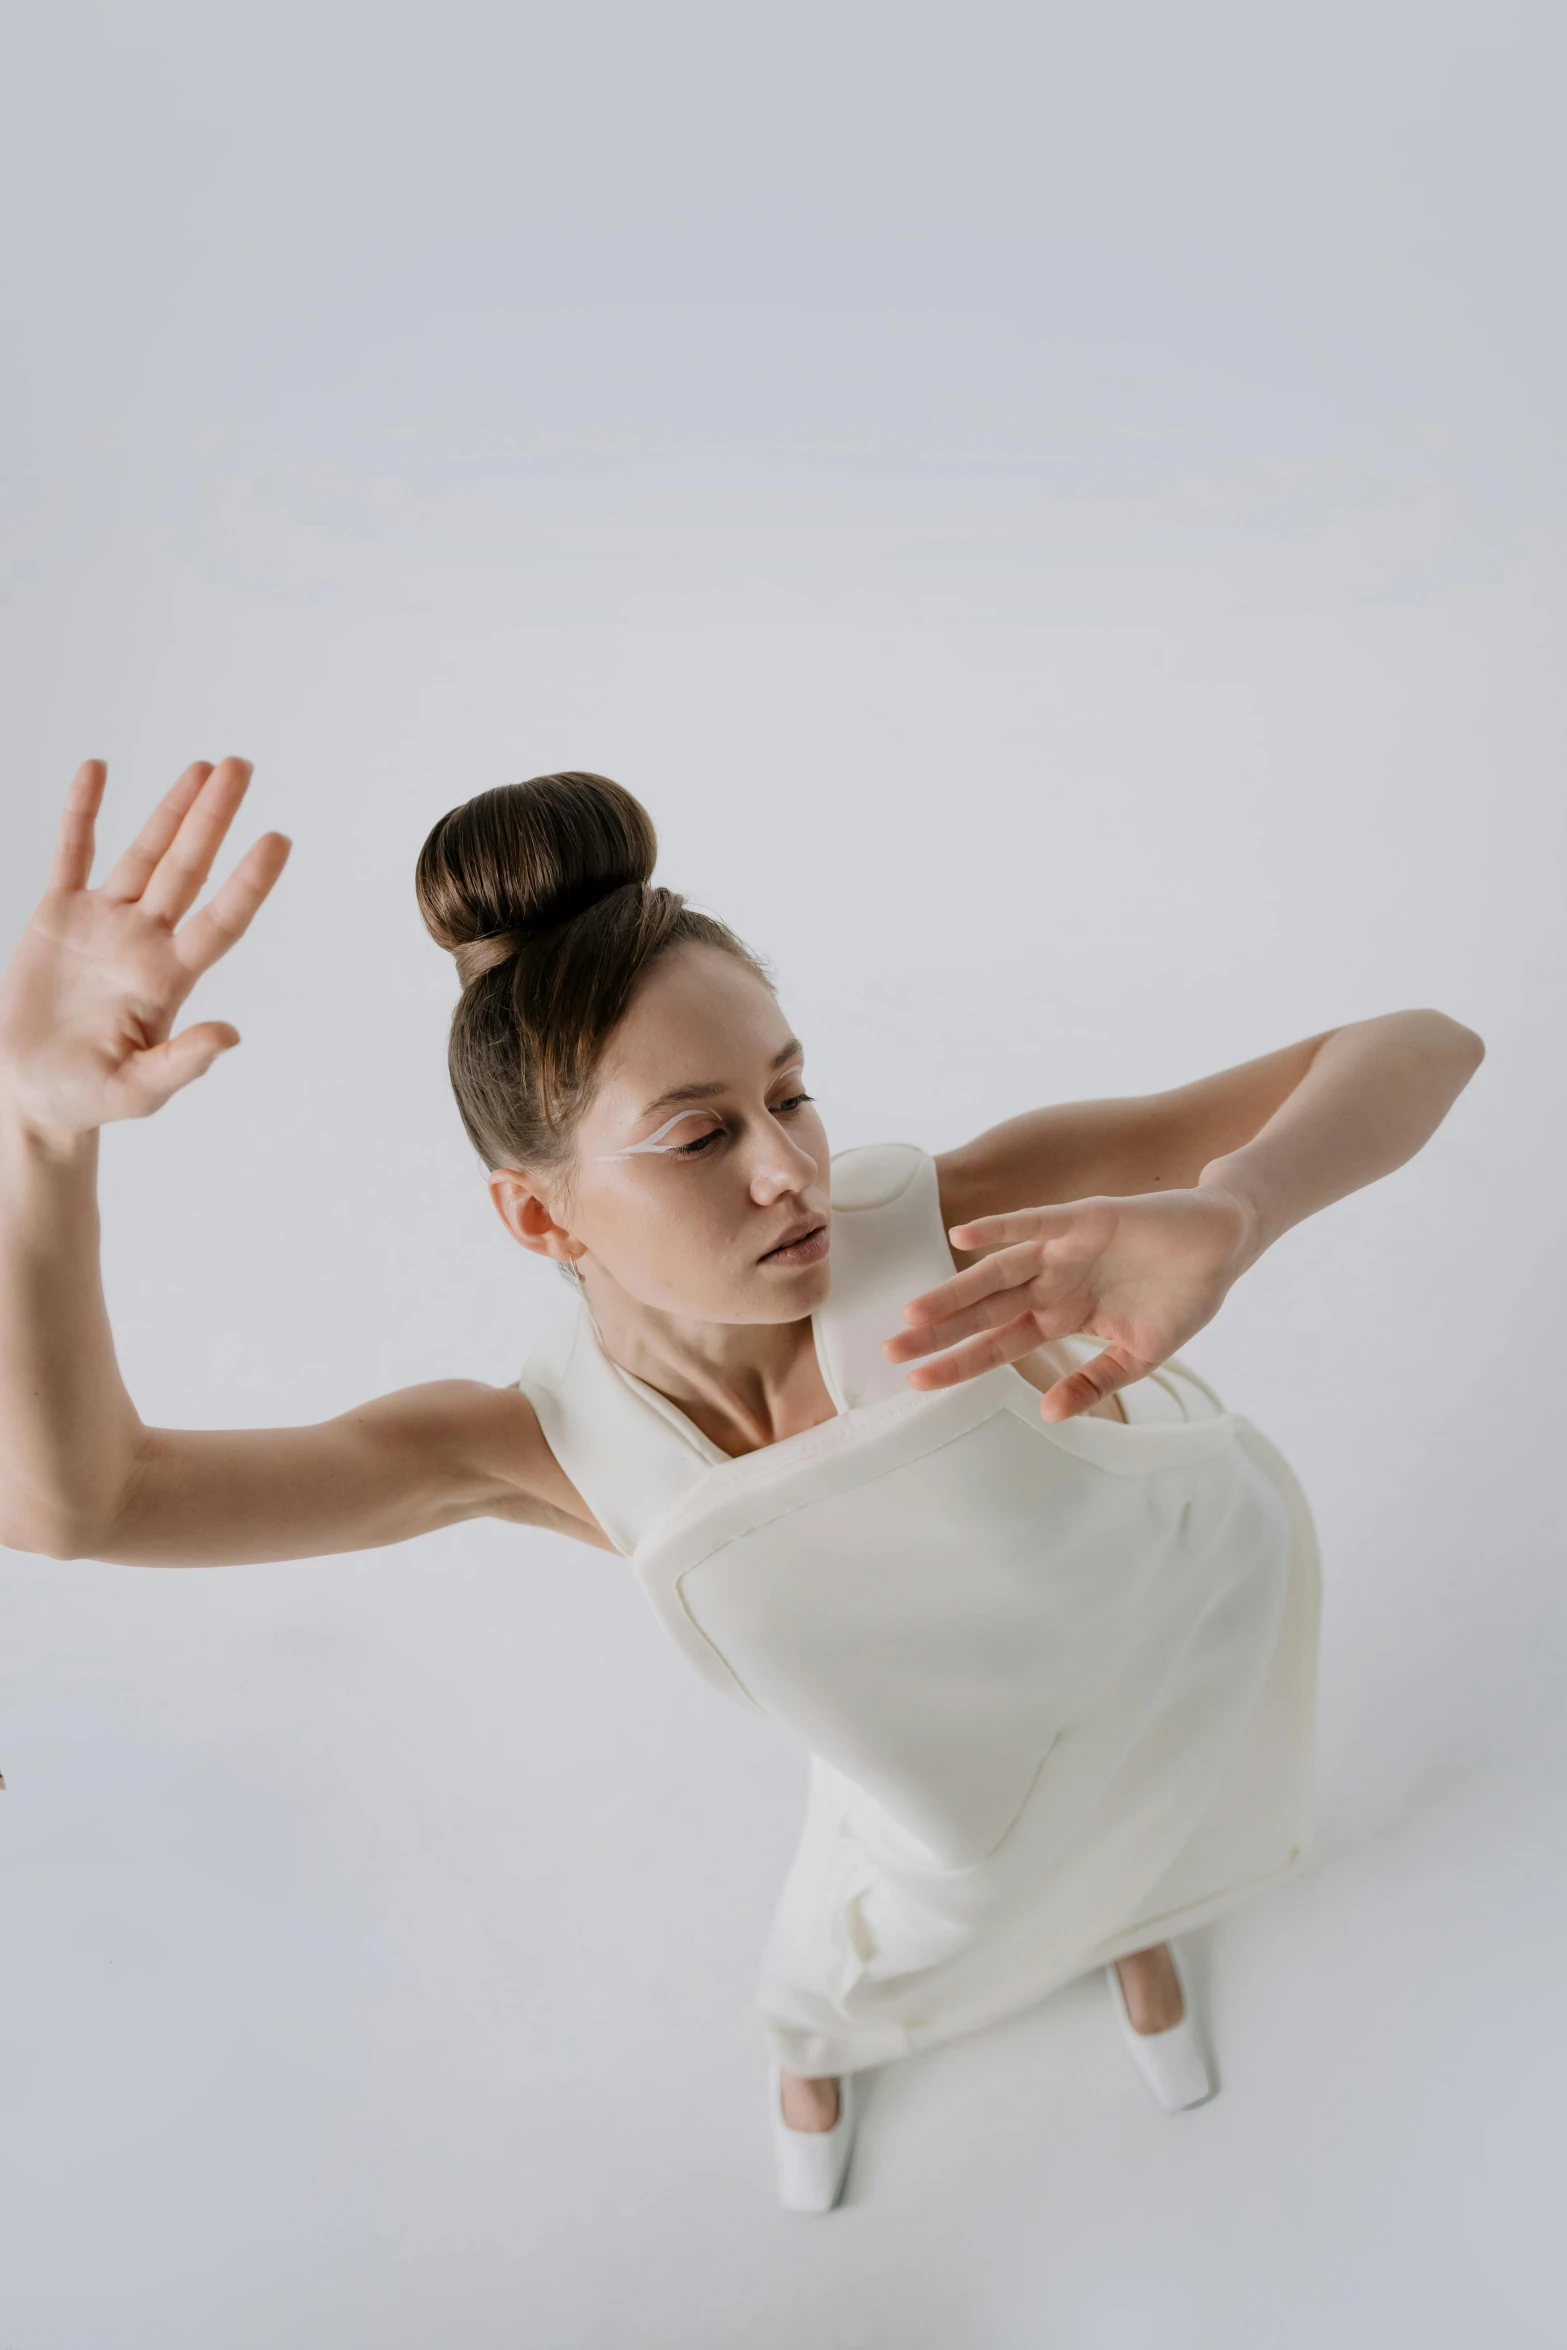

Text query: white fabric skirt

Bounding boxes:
[755,1411,1322,2079]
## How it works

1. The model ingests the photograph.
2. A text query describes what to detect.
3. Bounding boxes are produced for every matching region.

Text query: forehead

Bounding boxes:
[595,944,791,1095]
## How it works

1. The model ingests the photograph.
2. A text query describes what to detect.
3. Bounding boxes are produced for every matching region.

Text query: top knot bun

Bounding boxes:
[415,771,657,984]
[415,767,769,1174]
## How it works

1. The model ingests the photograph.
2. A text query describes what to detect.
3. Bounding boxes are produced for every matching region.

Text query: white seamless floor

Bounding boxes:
[2,1478,1563,2350]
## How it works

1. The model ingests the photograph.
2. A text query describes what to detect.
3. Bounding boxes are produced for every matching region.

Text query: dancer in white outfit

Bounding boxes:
[520,1144,1319,2095]
[0,757,1483,2213]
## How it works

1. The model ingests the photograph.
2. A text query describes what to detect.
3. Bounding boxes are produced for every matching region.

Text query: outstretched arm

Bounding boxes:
[0,759,607,1563]
[892,1011,1485,1421]
[933,1014,1482,1227]
[1180,1012,1487,1268]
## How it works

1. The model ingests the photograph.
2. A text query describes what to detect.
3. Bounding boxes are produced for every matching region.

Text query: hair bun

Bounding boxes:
[415,770,657,980]
[417,769,769,1173]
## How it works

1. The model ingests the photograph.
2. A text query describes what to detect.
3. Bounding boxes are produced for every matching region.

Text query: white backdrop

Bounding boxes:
[1,5,1563,2345]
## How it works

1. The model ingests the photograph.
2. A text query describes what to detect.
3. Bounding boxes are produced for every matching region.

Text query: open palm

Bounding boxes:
[882,1189,1255,1421]
[0,758,291,1143]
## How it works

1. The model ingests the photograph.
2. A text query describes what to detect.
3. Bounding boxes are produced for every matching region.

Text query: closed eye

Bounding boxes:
[670,1092,814,1159]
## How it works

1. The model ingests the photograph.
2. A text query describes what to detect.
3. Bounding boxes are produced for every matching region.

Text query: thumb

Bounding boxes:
[117,1020,241,1116]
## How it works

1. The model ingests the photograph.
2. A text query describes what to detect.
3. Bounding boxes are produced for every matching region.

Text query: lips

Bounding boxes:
[758,1218,830,1265]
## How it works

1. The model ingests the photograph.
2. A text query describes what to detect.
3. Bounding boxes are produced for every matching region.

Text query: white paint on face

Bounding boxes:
[565,946,830,1322]
[593,1107,714,1161]
[595,1067,804,1161]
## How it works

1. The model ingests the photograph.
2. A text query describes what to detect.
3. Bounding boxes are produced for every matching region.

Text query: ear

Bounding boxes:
[488,1169,584,1267]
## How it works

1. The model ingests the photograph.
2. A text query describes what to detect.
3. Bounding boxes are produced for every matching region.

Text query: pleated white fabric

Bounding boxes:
[517,1143,1322,2078]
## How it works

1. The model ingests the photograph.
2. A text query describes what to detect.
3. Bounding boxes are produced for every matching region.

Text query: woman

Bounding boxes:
[0,756,1483,2213]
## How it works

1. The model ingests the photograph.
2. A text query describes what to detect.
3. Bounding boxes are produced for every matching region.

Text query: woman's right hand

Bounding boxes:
[0,758,291,1147]
[0,757,600,1571]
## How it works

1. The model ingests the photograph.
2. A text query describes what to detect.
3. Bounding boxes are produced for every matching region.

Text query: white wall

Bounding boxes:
[1,5,1562,2345]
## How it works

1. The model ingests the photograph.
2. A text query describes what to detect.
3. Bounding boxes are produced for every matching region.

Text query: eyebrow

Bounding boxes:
[637,1039,804,1121]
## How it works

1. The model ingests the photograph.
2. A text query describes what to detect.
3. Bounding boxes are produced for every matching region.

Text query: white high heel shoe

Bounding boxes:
[768,2062,858,2212]
[1105,1941,1216,2113]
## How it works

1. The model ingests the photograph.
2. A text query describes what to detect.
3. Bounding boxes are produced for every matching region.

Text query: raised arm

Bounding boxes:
[933,1014,1483,1229]
[0,759,607,1564]
[889,1011,1485,1420]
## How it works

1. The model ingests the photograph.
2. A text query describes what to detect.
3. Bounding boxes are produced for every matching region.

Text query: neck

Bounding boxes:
[579,1266,836,1457]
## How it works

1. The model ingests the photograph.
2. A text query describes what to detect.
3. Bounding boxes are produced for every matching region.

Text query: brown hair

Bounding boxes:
[416,770,768,1172]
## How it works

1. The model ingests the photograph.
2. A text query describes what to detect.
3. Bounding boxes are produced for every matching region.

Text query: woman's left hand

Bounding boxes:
[881,1186,1258,1420]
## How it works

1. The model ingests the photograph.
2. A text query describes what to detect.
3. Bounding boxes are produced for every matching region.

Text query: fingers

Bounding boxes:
[1035,1348,1151,1423]
[900,1313,1044,1391]
[138,757,255,926]
[883,1280,1042,1364]
[173,831,293,977]
[947,1205,1081,1251]
[100,762,213,902]
[49,761,108,893]
[891,1240,1044,1339]
[110,1020,241,1118]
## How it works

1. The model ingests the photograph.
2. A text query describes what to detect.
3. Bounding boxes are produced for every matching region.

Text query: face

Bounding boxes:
[489,943,833,1324]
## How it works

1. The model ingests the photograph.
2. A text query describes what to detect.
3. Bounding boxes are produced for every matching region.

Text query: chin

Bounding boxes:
[682,1260,827,1326]
[748,1256,833,1315]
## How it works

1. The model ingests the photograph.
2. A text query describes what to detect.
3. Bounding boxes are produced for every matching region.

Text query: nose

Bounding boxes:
[748,1119,819,1208]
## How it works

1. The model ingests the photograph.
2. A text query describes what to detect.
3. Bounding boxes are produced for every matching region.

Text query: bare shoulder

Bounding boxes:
[105,1375,619,1566]
[408,1377,617,1554]
[485,1384,618,1553]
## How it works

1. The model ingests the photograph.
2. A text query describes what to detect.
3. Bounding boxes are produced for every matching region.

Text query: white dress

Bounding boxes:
[517,1143,1322,2079]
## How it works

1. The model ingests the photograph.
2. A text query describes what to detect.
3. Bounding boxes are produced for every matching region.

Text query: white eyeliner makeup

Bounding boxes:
[594,1068,805,1162]
[594,1108,714,1162]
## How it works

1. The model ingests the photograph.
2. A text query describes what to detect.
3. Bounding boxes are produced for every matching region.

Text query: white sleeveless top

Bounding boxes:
[518,1143,1322,2076]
